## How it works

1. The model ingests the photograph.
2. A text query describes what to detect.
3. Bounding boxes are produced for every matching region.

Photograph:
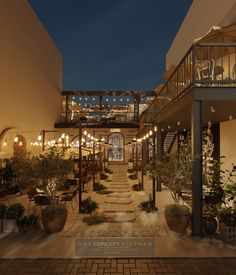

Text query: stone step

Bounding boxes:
[109,188,130,193]
[109,183,129,187]
[104,197,132,204]
[111,179,128,182]
[105,213,136,223]
[107,192,131,198]
[103,204,134,212]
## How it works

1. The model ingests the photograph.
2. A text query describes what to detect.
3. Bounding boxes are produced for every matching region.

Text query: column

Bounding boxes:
[156,130,164,191]
[191,100,203,236]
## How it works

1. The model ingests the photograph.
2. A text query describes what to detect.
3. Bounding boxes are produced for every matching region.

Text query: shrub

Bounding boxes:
[165,204,190,218]
[93,182,107,191]
[104,168,113,174]
[218,208,236,226]
[138,200,154,212]
[132,183,143,191]
[100,173,108,180]
[81,197,98,213]
[128,174,137,180]
[96,189,113,195]
[41,205,67,221]
[4,203,25,220]
[82,215,109,225]
[17,214,39,231]
[0,203,7,219]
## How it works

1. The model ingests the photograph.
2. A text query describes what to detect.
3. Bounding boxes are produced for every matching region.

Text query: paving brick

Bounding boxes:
[91,263,98,272]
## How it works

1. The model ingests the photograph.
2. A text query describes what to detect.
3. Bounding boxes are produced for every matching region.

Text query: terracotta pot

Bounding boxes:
[203,217,218,234]
[165,212,190,233]
[41,212,67,234]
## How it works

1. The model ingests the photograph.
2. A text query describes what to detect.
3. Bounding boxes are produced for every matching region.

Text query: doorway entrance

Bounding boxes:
[108,133,124,161]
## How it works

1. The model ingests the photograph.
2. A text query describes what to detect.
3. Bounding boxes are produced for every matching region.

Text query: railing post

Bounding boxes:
[192,44,195,85]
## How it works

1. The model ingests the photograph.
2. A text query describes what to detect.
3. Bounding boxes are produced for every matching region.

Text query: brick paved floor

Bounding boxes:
[0,258,235,275]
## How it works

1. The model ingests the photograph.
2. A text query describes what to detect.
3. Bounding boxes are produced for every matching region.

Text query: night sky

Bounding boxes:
[28,0,192,91]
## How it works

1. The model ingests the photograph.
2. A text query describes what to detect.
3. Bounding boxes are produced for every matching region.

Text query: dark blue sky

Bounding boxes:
[29,0,192,90]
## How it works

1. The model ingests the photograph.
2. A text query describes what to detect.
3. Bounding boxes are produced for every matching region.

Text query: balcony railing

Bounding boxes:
[145,43,236,123]
[60,111,138,124]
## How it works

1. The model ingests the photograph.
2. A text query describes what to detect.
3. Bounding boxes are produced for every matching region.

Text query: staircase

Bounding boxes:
[163,132,177,154]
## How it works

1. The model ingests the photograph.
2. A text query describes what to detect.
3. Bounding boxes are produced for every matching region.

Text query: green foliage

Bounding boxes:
[4,203,25,220]
[93,182,107,191]
[0,203,7,219]
[165,204,190,218]
[82,215,109,225]
[218,208,236,226]
[144,153,194,204]
[132,183,143,191]
[138,200,154,212]
[41,205,67,221]
[81,197,98,213]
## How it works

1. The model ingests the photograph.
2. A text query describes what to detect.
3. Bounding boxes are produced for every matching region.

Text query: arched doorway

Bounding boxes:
[108,133,124,161]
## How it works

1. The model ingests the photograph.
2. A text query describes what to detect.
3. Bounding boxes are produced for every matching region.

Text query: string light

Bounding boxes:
[149,130,153,136]
[14,136,18,143]
[83,130,87,136]
[37,135,42,141]
[3,141,7,146]
[229,115,233,120]
[61,133,65,139]
[177,121,180,126]
[154,126,157,132]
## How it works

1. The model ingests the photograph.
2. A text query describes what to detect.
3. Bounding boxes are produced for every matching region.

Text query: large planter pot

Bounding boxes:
[2,219,19,233]
[41,212,68,234]
[203,217,218,235]
[165,205,190,233]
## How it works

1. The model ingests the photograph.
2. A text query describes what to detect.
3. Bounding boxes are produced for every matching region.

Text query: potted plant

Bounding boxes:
[34,149,73,233]
[218,207,236,242]
[148,153,193,233]
[0,203,7,232]
[3,203,25,232]
[17,214,40,232]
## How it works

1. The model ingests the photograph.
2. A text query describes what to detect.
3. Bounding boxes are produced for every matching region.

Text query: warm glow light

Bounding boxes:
[177,121,180,126]
[66,135,69,140]
[82,138,86,143]
[154,126,157,132]
[83,130,87,136]
[168,125,171,129]
[161,128,164,132]
[61,133,65,139]
[58,138,62,142]
[149,130,153,136]
[37,135,42,141]
[88,133,91,138]
[229,115,233,120]
[19,142,22,146]
[14,136,18,142]
[146,133,149,138]
[3,141,7,146]
[210,106,216,113]
[101,138,105,141]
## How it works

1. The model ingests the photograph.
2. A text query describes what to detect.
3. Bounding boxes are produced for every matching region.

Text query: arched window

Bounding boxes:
[108,133,124,161]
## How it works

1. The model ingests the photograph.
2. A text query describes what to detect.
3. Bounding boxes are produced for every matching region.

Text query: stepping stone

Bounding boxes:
[106,213,136,223]
[107,192,131,198]
[105,197,132,204]
[103,204,134,212]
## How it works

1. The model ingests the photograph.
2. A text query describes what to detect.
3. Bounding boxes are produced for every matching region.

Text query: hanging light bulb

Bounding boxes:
[61,133,65,139]
[66,135,69,140]
[149,130,153,136]
[88,133,91,138]
[83,130,87,136]
[177,121,180,126]
[168,125,171,129]
[38,135,42,141]
[3,141,7,146]
[58,138,62,142]
[154,126,157,132]
[19,141,23,146]
[14,136,19,142]
[82,138,86,143]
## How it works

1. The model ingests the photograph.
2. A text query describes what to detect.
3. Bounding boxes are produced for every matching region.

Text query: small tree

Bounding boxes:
[34,149,74,204]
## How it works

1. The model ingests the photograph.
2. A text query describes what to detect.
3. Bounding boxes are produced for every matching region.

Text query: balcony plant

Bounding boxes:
[203,159,225,234]
[81,197,98,213]
[34,149,74,233]
[3,203,25,233]
[145,153,193,233]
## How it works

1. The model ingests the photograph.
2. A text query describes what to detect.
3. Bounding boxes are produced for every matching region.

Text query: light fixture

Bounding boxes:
[183,128,186,132]
[113,98,116,102]
[210,106,216,113]
[81,138,86,143]
[168,125,171,129]
[149,130,153,136]
[3,141,7,146]
[146,133,149,138]
[88,133,91,138]
[83,130,87,136]
[154,126,157,132]
[101,138,105,141]
[177,121,180,126]
[229,115,233,120]
[14,136,19,143]
[61,133,65,139]
[66,135,69,140]
[161,128,164,132]
[85,97,87,101]
[106,98,109,102]
[37,135,42,141]
[19,141,23,146]
[58,138,62,142]
[92,98,95,101]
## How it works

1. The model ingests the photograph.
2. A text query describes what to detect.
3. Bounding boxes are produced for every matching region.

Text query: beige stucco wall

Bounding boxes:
[220,119,236,171]
[0,0,62,154]
[166,0,236,68]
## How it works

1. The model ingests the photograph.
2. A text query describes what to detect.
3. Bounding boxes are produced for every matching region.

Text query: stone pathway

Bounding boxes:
[0,258,235,274]
[103,164,136,223]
